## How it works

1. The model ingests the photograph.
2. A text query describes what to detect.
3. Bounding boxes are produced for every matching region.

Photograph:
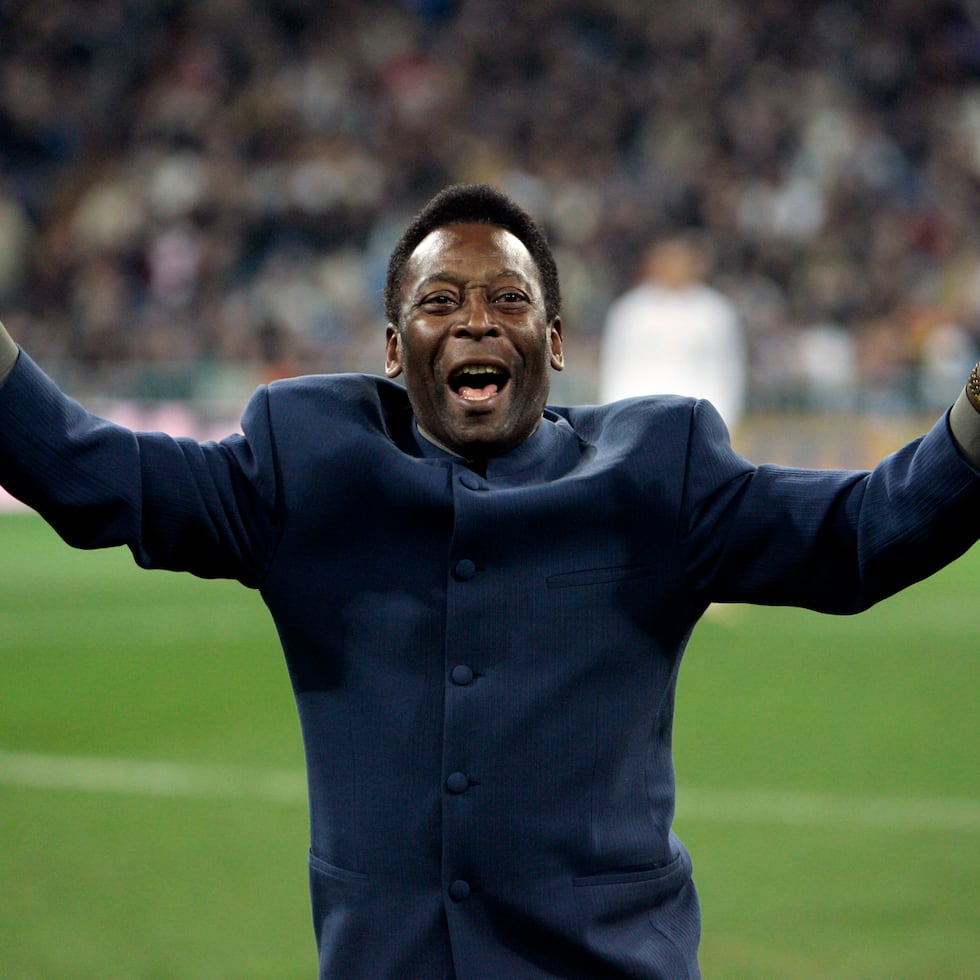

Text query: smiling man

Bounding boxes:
[384,190,565,462]
[1,183,980,979]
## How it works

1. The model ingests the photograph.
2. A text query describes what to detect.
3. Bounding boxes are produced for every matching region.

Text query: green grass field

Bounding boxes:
[0,513,976,978]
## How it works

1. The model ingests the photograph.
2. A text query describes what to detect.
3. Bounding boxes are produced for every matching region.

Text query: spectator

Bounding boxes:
[1,0,980,412]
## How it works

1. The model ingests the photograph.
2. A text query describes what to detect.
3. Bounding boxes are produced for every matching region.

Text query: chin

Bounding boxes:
[458,428,530,459]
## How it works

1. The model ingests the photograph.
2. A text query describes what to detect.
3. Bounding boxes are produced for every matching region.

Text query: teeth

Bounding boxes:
[453,365,500,377]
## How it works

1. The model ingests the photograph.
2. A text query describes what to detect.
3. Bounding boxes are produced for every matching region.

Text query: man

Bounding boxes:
[1,184,979,979]
[599,236,747,433]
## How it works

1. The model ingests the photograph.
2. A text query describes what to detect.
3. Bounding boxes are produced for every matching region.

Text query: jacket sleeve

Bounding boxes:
[0,350,280,587]
[680,398,980,613]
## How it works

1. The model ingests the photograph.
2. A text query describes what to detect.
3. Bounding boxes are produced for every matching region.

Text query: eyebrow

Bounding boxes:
[414,269,532,293]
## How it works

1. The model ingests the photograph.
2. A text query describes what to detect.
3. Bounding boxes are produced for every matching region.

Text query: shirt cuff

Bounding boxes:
[0,321,19,384]
[949,388,980,469]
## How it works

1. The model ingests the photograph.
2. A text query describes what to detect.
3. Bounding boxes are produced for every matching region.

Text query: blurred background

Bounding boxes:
[1,3,979,977]
[3,0,980,454]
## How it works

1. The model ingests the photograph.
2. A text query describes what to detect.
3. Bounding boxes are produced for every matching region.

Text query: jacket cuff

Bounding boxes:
[949,388,980,470]
[0,321,20,384]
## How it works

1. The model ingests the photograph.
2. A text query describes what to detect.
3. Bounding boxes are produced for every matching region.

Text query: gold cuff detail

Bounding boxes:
[968,362,980,413]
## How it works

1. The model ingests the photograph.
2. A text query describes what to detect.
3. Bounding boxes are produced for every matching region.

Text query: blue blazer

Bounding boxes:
[2,350,979,979]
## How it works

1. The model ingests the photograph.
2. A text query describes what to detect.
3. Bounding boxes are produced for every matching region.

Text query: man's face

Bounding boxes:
[385,222,563,458]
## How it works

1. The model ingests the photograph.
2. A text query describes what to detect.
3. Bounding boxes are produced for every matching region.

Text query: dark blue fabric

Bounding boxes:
[2,351,979,979]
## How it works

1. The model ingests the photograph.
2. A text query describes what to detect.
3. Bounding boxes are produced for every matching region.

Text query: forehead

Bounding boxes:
[405,223,539,287]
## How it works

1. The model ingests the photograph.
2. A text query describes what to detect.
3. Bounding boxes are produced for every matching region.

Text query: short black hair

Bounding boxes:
[384,183,561,325]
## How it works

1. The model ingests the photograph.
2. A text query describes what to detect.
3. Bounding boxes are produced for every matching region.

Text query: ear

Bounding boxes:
[384,324,403,378]
[548,317,564,372]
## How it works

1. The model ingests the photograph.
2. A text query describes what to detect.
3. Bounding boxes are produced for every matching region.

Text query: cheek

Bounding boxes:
[397,348,444,411]
[395,338,422,376]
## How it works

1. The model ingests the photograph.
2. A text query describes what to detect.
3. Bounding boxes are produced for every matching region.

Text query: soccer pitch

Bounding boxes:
[0,513,976,978]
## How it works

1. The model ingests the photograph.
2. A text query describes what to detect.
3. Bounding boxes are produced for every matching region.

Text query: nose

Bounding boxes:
[453,294,499,338]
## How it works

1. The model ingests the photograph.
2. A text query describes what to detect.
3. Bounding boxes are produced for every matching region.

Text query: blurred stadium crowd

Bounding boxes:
[2,0,980,417]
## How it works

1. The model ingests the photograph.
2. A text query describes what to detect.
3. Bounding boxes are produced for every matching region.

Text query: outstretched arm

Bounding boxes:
[681,386,980,614]
[0,320,280,586]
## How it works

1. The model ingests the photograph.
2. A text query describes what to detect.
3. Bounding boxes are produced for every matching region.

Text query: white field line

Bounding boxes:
[676,787,980,833]
[0,749,978,832]
[0,749,306,804]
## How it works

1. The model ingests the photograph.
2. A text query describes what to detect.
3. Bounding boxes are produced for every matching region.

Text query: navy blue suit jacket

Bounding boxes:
[2,350,979,978]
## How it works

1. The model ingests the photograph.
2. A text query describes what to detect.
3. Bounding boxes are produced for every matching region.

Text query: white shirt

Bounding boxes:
[600,282,747,432]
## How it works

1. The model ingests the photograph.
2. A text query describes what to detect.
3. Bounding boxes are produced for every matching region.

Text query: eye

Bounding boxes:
[418,291,458,312]
[493,290,530,308]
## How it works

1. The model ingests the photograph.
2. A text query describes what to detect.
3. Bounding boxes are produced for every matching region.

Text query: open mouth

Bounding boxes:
[448,364,510,402]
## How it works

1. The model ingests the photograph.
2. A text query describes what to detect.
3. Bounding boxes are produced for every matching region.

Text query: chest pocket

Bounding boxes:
[546,564,652,589]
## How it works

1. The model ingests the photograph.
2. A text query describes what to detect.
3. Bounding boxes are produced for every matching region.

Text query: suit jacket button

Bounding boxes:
[446,771,470,794]
[451,664,474,686]
[453,559,476,581]
[449,879,471,901]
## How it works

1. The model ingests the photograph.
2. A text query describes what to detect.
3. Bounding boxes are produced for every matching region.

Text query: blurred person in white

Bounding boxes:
[600,235,747,434]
